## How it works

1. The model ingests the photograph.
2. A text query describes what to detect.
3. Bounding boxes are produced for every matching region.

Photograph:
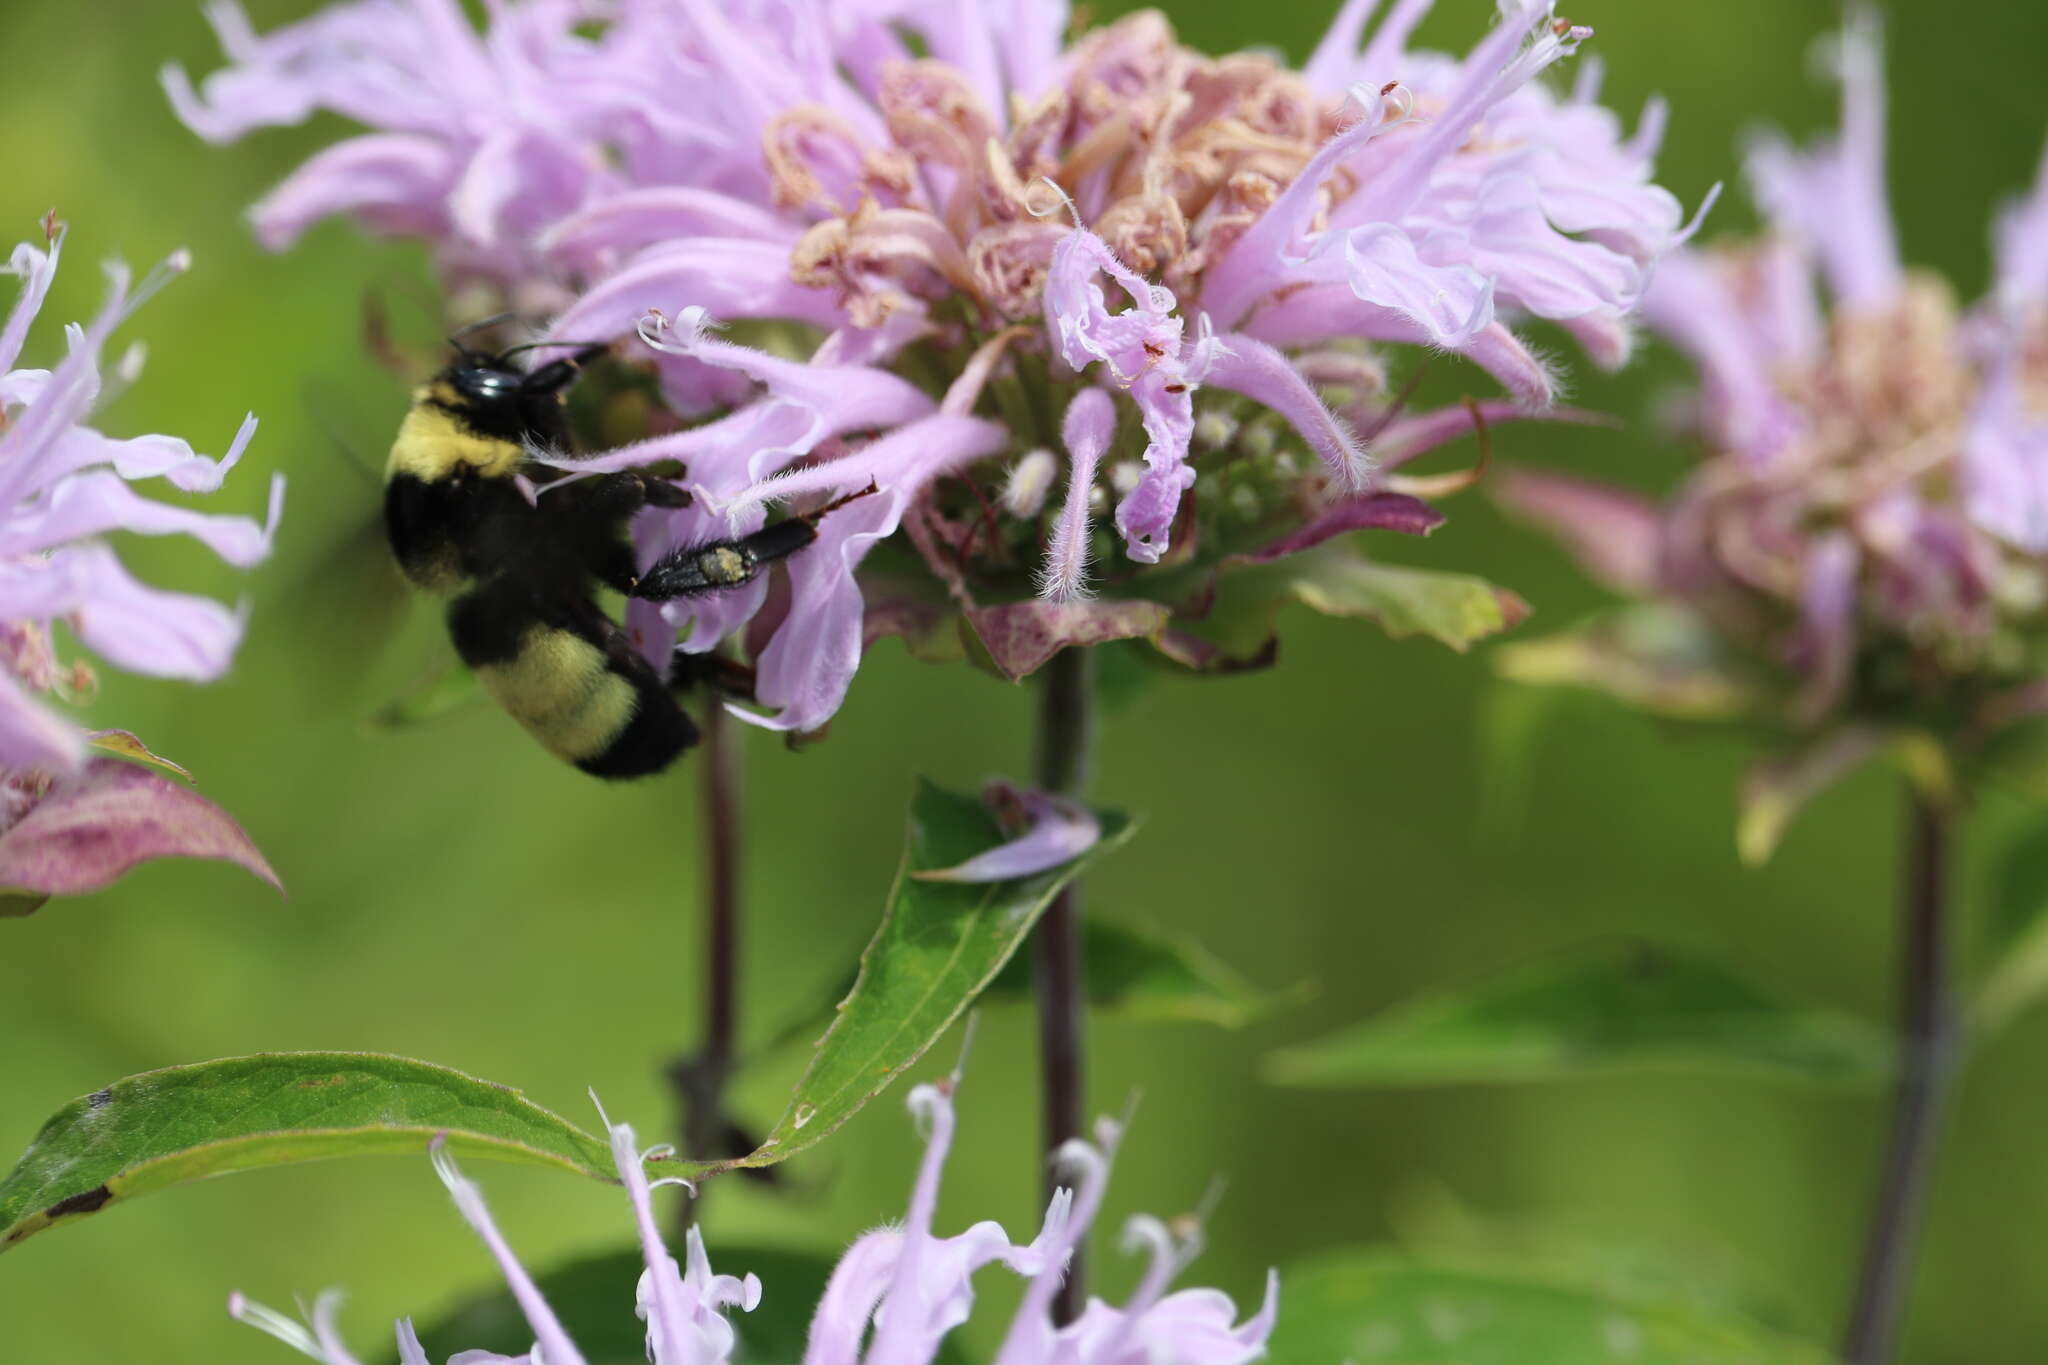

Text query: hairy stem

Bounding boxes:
[1842,783,1960,1365]
[1033,645,1094,1324]
[672,697,743,1237]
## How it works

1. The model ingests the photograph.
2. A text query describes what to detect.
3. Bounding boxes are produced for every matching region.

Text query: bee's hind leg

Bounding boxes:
[630,481,880,603]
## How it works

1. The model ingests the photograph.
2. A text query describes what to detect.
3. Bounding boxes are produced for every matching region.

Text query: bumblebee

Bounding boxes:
[384,337,824,778]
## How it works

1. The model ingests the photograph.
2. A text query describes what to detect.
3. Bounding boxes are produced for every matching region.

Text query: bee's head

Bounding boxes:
[435,336,611,447]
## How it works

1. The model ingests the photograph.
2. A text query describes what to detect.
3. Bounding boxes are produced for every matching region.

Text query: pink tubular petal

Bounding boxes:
[0,671,84,774]
[1042,227,1178,376]
[547,400,817,481]
[229,1292,330,1360]
[249,134,458,251]
[913,786,1102,883]
[1246,287,1547,407]
[604,1117,698,1365]
[863,1083,959,1363]
[1257,224,1495,351]
[1331,226,1496,347]
[395,1320,432,1365]
[642,307,936,437]
[1237,1270,1282,1350]
[1204,333,1370,490]
[1992,131,2048,313]
[19,469,282,566]
[1639,250,1802,463]
[1563,311,1634,370]
[431,1142,590,1365]
[1963,354,2048,553]
[1235,492,1444,565]
[1492,467,1663,595]
[740,416,1008,733]
[1,232,62,376]
[1040,387,1116,602]
[1420,171,1646,320]
[546,240,850,345]
[725,412,1002,519]
[1346,2,1573,225]
[1301,0,1383,90]
[1791,532,1860,724]
[20,544,246,681]
[1372,399,1607,471]
[0,757,279,895]
[1200,83,1405,330]
[309,1292,369,1365]
[992,1125,1120,1365]
[0,260,138,504]
[803,1232,906,1365]
[541,188,797,270]
[1355,0,1434,74]
[1744,8,1900,309]
[1113,370,1196,564]
[40,410,264,494]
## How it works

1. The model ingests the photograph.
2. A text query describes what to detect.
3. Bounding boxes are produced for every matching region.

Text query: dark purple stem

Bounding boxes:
[671,696,743,1238]
[1842,783,1960,1365]
[1033,645,1093,1324]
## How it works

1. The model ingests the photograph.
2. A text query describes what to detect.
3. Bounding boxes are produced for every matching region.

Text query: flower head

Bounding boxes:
[174,0,1696,733]
[229,1078,1276,1365]
[1495,10,2048,852]
[0,220,282,902]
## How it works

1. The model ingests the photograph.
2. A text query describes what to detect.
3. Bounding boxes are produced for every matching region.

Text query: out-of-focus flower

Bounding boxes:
[913,779,1102,883]
[174,0,1698,734]
[230,1077,1276,1365]
[0,222,283,906]
[1494,10,2048,859]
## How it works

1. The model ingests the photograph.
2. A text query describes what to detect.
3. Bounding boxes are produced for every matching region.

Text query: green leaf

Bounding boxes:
[85,729,194,782]
[396,1244,971,1365]
[1734,728,1886,867]
[1267,1252,1839,1365]
[368,661,485,730]
[1975,818,2048,1035]
[1493,604,1761,720]
[1384,1187,1815,1337]
[985,915,1297,1027]
[0,1053,625,1253]
[727,780,1133,1170]
[1288,551,1528,653]
[1266,942,1889,1088]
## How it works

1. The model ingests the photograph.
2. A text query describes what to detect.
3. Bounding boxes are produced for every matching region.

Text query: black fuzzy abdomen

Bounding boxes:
[448,580,697,779]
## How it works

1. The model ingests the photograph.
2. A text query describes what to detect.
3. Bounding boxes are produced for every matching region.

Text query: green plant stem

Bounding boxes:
[1843,783,1961,1365]
[1033,645,1094,1325]
[671,697,743,1238]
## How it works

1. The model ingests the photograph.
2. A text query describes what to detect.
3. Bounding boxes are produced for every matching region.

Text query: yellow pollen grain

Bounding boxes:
[699,548,750,585]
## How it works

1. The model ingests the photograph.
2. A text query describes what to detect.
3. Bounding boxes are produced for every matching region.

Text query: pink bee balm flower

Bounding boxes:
[173,0,1696,734]
[1494,9,2048,855]
[228,1079,1276,1365]
[0,220,283,902]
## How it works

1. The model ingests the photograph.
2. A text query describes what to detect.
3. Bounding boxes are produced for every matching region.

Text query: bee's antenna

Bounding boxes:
[520,342,614,394]
[447,311,516,359]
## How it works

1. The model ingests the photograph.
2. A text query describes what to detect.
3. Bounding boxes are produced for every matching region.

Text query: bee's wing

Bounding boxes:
[276,381,449,724]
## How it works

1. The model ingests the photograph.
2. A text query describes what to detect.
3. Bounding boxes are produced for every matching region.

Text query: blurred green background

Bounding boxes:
[4,0,2048,1361]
